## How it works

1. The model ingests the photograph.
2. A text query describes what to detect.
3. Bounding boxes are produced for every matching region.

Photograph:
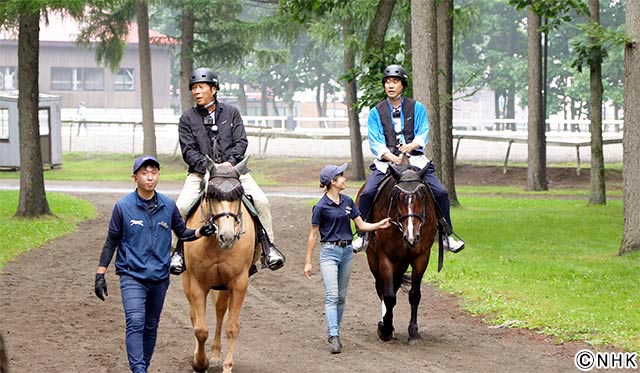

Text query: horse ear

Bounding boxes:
[389,164,402,180]
[233,156,250,175]
[416,162,429,179]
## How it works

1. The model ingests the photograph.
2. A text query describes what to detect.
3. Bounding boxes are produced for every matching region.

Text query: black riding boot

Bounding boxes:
[259,231,285,270]
[170,240,185,275]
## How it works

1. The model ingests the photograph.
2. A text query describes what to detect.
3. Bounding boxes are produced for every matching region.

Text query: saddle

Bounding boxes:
[183,189,268,245]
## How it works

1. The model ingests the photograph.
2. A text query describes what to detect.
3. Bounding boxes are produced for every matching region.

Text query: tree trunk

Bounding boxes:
[363,0,397,65]
[287,79,296,120]
[260,83,268,116]
[620,0,640,254]
[404,12,412,70]
[437,0,458,206]
[237,76,247,115]
[180,6,194,113]
[271,95,279,116]
[526,7,547,191]
[411,0,440,173]
[136,0,156,156]
[15,8,52,217]
[342,16,365,180]
[588,0,606,205]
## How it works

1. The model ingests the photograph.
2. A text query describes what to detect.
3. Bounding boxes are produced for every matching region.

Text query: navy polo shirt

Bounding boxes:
[311,193,361,242]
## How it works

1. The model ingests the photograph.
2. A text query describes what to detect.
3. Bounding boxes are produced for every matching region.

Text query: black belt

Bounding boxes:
[322,240,352,247]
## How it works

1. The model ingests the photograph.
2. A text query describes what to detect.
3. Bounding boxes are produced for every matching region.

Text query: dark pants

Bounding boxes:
[119,274,170,373]
[358,162,452,229]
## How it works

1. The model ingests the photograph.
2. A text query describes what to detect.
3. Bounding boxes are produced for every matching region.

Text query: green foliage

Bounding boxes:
[508,0,588,30]
[570,20,629,73]
[278,0,344,23]
[0,191,96,269]
[426,196,639,351]
[76,0,137,71]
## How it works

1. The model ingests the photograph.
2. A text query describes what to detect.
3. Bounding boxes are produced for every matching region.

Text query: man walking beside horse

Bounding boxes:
[94,155,216,373]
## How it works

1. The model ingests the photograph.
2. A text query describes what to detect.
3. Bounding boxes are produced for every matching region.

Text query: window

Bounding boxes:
[0,66,17,90]
[51,67,73,90]
[51,67,104,91]
[0,108,8,140]
[83,68,104,91]
[114,68,134,91]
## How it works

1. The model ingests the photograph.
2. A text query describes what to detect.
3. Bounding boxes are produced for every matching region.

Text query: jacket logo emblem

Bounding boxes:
[158,221,168,229]
[130,220,144,227]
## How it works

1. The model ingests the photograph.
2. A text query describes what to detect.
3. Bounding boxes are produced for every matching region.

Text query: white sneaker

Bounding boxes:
[447,236,465,253]
[352,234,368,253]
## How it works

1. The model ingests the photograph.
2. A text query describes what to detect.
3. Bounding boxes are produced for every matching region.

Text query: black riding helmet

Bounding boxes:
[189,67,220,90]
[382,64,408,88]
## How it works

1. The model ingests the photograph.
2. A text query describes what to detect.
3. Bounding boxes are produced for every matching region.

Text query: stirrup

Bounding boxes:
[262,243,285,271]
[444,233,465,253]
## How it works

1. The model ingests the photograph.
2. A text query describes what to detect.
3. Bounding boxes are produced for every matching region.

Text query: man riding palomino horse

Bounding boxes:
[171,67,285,275]
[353,64,465,253]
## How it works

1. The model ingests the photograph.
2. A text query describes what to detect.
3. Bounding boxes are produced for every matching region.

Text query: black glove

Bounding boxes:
[199,222,216,237]
[95,273,108,301]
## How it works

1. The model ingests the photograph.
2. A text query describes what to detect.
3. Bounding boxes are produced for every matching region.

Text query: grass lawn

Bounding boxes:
[0,191,96,268]
[425,196,639,352]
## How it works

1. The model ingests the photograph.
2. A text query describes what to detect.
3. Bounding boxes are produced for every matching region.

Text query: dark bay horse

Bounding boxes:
[356,159,438,344]
[182,157,260,373]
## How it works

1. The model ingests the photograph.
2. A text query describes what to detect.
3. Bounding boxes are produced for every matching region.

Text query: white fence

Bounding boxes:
[60,116,625,162]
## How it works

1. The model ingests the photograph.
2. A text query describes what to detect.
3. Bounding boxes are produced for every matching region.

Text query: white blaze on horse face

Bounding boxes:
[406,194,416,245]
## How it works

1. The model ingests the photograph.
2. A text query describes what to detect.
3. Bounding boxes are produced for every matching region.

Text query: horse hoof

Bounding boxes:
[192,363,209,373]
[377,321,394,341]
[408,334,422,345]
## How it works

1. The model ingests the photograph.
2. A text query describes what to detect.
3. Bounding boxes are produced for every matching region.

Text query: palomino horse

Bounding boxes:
[182,157,260,373]
[356,158,438,344]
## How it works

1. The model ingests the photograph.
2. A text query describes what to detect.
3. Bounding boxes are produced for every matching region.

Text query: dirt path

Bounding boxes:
[0,191,591,372]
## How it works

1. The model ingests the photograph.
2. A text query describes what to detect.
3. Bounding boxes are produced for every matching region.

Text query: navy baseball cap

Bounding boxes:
[319,163,347,187]
[132,155,160,174]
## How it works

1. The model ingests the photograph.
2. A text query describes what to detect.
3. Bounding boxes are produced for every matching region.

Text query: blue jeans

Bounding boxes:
[319,242,354,337]
[119,275,170,373]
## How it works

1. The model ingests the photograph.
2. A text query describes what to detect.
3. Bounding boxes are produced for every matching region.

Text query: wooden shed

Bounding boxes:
[0,90,62,169]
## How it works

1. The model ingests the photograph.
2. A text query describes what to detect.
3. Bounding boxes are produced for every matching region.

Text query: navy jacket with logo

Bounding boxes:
[99,190,195,282]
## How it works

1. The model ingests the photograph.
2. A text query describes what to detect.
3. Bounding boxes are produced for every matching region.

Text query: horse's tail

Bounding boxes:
[400,273,412,293]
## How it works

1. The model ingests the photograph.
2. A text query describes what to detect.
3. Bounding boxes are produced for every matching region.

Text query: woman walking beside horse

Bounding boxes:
[304,163,390,354]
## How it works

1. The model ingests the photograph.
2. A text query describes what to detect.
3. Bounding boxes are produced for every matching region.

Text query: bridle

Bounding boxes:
[200,169,244,243]
[386,177,428,234]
